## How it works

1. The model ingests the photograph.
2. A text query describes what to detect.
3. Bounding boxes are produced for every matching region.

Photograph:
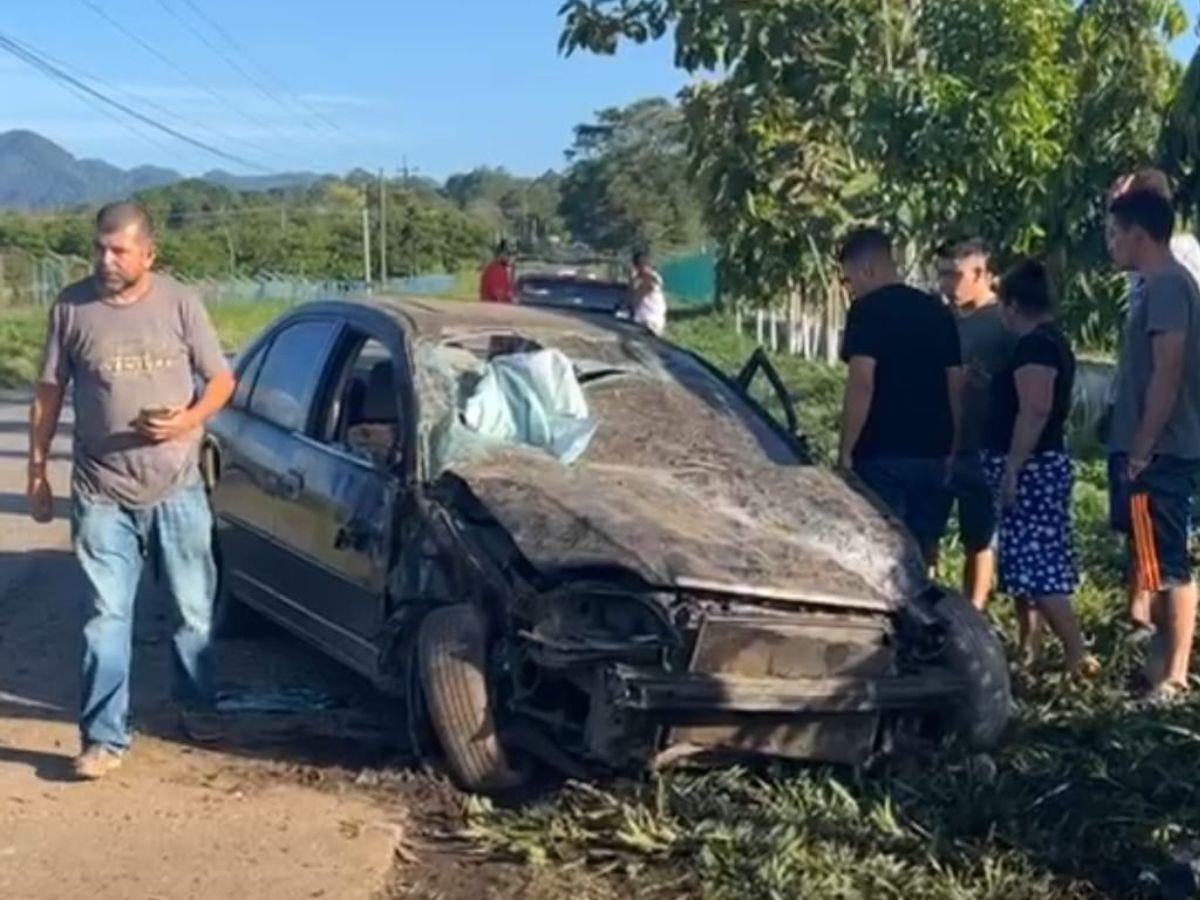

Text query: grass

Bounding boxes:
[4,300,1195,897]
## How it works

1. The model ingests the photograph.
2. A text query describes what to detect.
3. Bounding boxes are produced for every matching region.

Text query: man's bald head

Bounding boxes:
[96,202,155,243]
[93,201,157,297]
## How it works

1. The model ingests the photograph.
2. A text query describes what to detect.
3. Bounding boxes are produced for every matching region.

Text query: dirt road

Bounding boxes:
[0,390,440,899]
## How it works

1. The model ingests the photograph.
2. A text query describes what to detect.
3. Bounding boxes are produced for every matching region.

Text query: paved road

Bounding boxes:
[0,392,405,900]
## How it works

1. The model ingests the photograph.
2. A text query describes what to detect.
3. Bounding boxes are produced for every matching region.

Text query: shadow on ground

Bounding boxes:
[0,548,416,784]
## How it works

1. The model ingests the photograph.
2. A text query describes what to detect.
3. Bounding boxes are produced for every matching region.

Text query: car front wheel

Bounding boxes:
[934,593,1013,750]
[417,603,522,793]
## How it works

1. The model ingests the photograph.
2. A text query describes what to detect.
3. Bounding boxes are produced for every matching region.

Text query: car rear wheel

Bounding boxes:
[934,594,1012,749]
[417,603,521,793]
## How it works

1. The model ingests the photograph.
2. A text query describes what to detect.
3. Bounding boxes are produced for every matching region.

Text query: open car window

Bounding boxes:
[319,336,401,467]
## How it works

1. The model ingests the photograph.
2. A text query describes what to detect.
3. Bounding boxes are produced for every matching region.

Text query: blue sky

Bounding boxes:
[0,1,1196,180]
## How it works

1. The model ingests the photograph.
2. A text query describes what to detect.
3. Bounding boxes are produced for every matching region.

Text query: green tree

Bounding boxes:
[560,0,1184,349]
[559,97,705,254]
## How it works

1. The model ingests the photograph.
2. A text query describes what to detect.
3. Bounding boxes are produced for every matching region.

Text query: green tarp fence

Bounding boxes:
[661,249,715,308]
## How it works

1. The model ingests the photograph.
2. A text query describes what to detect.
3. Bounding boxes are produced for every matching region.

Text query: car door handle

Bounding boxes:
[263,469,305,499]
[335,518,379,552]
[279,470,305,499]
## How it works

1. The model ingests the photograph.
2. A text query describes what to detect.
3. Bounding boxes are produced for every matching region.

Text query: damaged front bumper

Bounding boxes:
[607,664,965,715]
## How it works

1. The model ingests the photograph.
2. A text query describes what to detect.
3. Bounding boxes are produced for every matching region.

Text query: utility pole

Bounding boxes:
[378,169,388,285]
[361,190,372,288]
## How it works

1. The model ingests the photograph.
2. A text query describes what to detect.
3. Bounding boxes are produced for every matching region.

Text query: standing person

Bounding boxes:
[27,202,236,779]
[479,241,515,303]
[936,238,1016,609]
[838,227,965,565]
[1106,169,1200,634]
[982,260,1096,676]
[1107,188,1200,702]
[630,250,667,336]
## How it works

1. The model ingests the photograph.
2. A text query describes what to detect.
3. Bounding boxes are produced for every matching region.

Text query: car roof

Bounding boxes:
[324,294,636,343]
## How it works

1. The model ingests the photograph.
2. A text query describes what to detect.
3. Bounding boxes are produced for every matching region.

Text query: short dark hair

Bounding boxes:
[1109,189,1174,244]
[495,239,510,256]
[633,249,649,266]
[96,201,154,240]
[939,237,989,261]
[838,227,892,264]
[999,258,1054,315]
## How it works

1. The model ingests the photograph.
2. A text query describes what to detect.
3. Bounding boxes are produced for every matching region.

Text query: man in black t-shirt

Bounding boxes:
[838,227,966,563]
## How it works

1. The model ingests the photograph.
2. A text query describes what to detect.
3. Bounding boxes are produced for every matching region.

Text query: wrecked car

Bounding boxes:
[205,297,1011,792]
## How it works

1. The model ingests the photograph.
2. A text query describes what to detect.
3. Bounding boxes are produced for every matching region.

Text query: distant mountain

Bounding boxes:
[201,169,325,193]
[0,130,322,210]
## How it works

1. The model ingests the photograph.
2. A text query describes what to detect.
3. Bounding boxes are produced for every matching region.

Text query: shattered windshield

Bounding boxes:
[416,326,803,476]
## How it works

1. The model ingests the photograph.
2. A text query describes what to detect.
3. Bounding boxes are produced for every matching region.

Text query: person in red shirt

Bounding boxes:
[479,241,515,303]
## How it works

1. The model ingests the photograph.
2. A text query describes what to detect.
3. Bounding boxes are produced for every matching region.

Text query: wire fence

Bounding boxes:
[0,250,464,308]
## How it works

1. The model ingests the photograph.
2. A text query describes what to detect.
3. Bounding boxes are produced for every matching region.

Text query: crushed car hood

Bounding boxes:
[442,448,928,610]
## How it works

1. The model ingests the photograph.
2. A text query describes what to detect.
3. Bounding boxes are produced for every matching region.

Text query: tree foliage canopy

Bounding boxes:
[561,0,1187,346]
[559,97,706,253]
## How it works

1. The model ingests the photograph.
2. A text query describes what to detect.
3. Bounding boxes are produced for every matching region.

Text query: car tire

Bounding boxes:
[418,603,521,794]
[934,593,1012,750]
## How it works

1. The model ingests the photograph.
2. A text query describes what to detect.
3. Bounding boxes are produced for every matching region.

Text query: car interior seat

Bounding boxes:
[346,359,398,464]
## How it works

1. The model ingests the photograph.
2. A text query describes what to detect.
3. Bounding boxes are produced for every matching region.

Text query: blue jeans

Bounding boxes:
[853,456,953,551]
[73,482,217,752]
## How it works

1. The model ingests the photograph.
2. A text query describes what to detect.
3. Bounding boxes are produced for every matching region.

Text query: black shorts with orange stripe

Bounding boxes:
[1127,455,1200,592]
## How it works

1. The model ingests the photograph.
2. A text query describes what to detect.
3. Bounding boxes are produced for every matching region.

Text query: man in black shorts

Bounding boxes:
[838,227,965,565]
[937,239,1016,608]
[1107,189,1200,702]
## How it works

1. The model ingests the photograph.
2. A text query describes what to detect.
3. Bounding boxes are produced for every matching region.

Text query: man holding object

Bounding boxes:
[28,202,236,779]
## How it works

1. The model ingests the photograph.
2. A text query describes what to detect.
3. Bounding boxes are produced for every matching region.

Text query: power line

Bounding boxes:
[75,0,293,158]
[3,36,178,160]
[178,0,340,133]
[154,0,325,137]
[0,32,273,173]
[9,32,242,161]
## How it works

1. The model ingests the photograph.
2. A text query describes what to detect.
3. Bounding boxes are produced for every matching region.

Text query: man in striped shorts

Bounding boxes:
[1107,188,1200,703]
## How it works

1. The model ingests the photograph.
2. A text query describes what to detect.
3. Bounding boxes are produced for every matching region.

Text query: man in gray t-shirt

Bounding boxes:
[27,202,235,779]
[1107,188,1200,702]
[936,239,1016,609]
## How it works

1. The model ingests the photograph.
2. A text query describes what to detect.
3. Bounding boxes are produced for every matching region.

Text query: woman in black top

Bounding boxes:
[983,260,1098,678]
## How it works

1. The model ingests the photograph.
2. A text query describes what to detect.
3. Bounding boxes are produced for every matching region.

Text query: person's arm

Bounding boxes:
[1128,330,1186,479]
[1002,364,1056,506]
[28,303,70,522]
[27,383,65,522]
[839,356,875,469]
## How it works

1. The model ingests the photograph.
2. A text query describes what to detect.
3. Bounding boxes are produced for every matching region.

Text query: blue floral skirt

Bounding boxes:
[982,451,1078,600]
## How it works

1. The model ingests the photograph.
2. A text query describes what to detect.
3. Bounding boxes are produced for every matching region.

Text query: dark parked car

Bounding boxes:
[515,272,631,316]
[205,296,1010,792]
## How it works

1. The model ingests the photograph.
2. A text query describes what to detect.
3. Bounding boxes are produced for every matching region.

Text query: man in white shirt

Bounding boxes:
[630,251,667,336]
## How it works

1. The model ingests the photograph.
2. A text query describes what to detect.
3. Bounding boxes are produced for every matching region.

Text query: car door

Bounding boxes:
[209,316,345,642]
[267,324,407,671]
